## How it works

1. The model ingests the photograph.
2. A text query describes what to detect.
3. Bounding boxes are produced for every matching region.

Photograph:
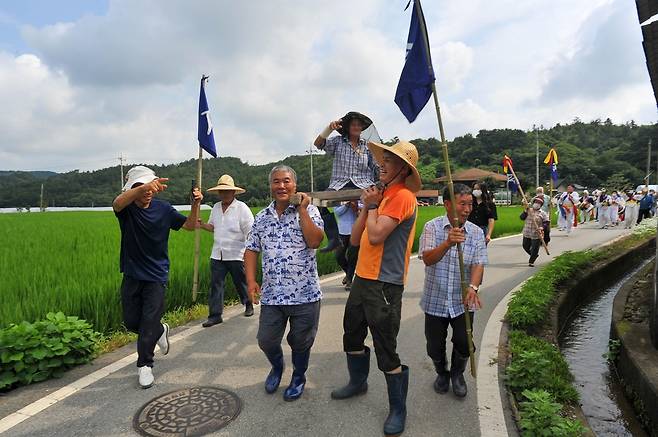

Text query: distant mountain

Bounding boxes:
[0,119,656,208]
[0,171,57,179]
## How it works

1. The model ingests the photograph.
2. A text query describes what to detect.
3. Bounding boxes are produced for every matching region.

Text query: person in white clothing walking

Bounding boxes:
[198,174,255,325]
[598,189,611,229]
[558,184,580,234]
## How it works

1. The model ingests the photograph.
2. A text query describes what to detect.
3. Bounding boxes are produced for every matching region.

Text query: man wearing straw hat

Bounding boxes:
[418,183,486,399]
[331,140,419,436]
[112,165,203,389]
[197,174,254,325]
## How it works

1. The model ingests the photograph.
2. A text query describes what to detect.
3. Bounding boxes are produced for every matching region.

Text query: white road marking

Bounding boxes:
[476,281,524,437]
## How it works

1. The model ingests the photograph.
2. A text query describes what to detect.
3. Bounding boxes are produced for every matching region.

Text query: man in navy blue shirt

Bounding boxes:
[113,166,203,388]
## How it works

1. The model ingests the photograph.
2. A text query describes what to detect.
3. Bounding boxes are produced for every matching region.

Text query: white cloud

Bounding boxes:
[0,0,655,172]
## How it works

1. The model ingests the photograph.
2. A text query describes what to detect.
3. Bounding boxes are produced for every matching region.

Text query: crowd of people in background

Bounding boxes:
[560,185,656,230]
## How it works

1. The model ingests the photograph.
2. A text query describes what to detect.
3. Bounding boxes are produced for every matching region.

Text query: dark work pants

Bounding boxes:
[257,301,321,358]
[424,312,475,360]
[637,208,651,224]
[208,259,249,321]
[522,237,541,264]
[121,276,165,368]
[335,234,358,282]
[343,276,403,372]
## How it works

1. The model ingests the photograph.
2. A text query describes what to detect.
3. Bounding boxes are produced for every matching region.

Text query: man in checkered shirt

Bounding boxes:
[418,183,487,398]
[314,111,379,252]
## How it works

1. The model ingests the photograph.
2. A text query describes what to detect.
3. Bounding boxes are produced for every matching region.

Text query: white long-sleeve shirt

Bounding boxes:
[208,200,254,261]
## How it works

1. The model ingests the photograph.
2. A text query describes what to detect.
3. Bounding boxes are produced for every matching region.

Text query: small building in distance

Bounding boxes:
[433,168,508,186]
[416,189,439,205]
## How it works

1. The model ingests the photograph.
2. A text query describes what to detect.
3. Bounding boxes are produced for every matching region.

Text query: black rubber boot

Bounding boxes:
[283,349,310,401]
[450,349,469,398]
[383,365,408,436]
[432,354,450,394]
[331,347,370,399]
[320,209,340,253]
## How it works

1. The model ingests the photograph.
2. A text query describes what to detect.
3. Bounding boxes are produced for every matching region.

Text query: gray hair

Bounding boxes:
[269,165,297,183]
[442,183,471,200]
[536,186,544,194]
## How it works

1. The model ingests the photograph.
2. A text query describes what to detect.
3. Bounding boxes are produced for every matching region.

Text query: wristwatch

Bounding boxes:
[468,284,479,292]
[367,203,379,210]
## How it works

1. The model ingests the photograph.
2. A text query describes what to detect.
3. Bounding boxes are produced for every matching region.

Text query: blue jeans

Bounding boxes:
[208,259,248,321]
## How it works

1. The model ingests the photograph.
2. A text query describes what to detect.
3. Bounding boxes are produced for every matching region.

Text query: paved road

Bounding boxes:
[2,222,631,437]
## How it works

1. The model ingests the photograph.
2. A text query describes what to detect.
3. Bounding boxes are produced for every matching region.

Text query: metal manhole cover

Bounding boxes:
[133,386,241,437]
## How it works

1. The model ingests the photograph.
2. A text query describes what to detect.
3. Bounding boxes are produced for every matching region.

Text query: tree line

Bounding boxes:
[1,118,656,208]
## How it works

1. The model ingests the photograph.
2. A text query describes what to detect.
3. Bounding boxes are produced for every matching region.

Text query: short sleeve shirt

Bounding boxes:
[245,202,323,305]
[324,135,378,190]
[418,217,488,318]
[208,200,254,261]
[355,183,417,285]
[467,198,497,228]
[115,198,187,282]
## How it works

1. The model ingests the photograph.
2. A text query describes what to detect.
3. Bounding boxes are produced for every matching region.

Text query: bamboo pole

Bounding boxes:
[192,147,203,302]
[415,0,476,377]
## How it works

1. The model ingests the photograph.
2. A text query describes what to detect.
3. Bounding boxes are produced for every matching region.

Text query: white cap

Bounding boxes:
[122,166,158,192]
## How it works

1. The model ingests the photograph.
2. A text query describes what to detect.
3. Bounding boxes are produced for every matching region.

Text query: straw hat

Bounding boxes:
[532,195,545,206]
[122,166,158,192]
[367,140,422,193]
[207,174,246,194]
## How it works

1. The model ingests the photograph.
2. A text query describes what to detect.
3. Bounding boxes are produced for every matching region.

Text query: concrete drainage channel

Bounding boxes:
[559,258,654,436]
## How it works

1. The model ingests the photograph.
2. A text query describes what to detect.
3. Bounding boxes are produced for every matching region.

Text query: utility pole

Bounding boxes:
[118,153,125,190]
[535,125,539,188]
[646,140,652,189]
[309,144,315,192]
[40,183,44,212]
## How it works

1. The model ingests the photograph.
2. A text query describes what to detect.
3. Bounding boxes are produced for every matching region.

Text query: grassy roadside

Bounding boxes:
[504,219,657,436]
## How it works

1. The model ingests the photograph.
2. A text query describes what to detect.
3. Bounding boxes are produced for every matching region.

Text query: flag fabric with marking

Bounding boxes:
[503,155,517,193]
[543,148,558,183]
[394,0,436,123]
[198,76,217,157]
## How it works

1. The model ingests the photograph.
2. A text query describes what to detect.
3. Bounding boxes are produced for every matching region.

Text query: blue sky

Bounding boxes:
[0,0,655,172]
[0,1,108,53]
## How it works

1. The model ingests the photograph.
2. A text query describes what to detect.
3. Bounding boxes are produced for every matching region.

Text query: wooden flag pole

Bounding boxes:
[548,175,553,227]
[415,0,476,377]
[192,146,203,302]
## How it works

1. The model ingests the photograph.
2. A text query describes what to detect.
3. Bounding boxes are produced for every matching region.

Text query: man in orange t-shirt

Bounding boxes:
[331,140,420,437]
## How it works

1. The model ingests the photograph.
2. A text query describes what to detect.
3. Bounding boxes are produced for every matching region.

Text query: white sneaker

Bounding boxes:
[138,366,154,389]
[157,323,170,355]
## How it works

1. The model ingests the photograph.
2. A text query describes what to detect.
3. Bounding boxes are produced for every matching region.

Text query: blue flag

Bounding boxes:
[507,173,518,193]
[550,163,558,183]
[394,0,436,123]
[198,76,217,157]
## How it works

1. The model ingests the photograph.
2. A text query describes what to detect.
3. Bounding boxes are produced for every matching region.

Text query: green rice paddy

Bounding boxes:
[0,205,528,333]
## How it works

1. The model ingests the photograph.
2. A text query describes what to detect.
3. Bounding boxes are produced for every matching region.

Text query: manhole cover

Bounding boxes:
[133,386,241,437]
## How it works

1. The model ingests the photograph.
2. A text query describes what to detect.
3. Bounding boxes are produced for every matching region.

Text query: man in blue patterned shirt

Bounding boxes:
[419,184,487,398]
[313,111,379,252]
[244,165,325,402]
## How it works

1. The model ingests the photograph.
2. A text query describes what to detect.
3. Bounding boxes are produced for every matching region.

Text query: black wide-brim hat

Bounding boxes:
[338,111,373,137]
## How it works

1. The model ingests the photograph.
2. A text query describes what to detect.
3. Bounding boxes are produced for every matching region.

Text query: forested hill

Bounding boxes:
[1,119,656,208]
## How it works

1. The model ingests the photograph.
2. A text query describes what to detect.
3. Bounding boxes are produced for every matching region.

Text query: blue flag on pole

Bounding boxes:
[395,0,436,123]
[198,76,217,157]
